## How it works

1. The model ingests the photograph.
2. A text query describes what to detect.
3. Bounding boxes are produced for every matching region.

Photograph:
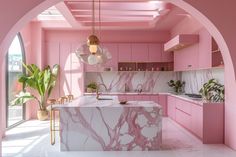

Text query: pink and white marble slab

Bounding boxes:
[56,96,162,151]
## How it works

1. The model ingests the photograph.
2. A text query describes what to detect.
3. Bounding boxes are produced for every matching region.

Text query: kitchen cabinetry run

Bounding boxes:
[167,95,224,144]
[84,42,174,72]
[131,43,149,62]
[173,28,223,71]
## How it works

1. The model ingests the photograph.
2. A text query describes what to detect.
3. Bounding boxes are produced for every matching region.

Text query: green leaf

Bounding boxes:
[11,91,35,105]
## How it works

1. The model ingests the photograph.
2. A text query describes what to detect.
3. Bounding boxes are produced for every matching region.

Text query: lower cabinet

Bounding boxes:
[167,95,224,144]
[167,96,176,120]
[191,104,203,138]
[175,109,191,130]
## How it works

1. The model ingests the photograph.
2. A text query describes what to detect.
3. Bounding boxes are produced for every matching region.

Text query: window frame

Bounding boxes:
[6,33,26,129]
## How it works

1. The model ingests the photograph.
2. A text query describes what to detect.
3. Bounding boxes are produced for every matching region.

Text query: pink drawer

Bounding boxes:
[176,109,191,130]
[175,99,191,114]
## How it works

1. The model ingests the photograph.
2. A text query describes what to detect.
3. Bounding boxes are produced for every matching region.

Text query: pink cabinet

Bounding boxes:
[131,43,149,62]
[175,108,191,130]
[103,43,118,70]
[118,43,132,62]
[166,95,224,144]
[161,42,173,62]
[198,28,212,69]
[148,44,162,62]
[167,96,176,120]
[156,94,167,116]
[191,104,203,138]
[174,44,198,71]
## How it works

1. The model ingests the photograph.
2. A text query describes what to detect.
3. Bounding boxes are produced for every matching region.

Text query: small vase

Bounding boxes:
[37,110,48,121]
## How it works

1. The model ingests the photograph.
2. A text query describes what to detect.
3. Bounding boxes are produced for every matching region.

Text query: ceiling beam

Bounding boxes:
[55,2,81,27]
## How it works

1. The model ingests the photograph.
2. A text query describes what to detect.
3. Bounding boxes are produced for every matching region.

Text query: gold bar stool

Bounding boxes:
[49,95,74,145]
[48,99,57,145]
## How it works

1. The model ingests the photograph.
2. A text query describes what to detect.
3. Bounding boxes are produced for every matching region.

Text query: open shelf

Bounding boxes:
[118,62,173,71]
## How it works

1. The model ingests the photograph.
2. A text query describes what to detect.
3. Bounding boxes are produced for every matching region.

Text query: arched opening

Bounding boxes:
[6,33,26,128]
[1,0,236,155]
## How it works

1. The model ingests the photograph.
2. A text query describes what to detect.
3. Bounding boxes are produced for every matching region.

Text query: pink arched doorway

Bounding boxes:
[1,0,236,154]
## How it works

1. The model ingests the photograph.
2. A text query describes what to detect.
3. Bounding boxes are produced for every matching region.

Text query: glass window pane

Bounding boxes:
[7,34,25,127]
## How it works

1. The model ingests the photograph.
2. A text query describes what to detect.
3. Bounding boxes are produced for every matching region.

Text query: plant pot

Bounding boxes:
[37,110,48,121]
[87,87,96,93]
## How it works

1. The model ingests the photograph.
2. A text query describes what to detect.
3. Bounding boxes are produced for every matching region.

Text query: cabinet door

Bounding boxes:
[191,104,203,138]
[118,95,127,101]
[198,28,212,69]
[142,95,150,101]
[148,44,162,62]
[126,95,134,101]
[131,43,148,62]
[133,95,143,101]
[118,43,132,62]
[175,108,191,130]
[167,96,176,120]
[161,44,173,62]
[158,94,167,116]
[174,44,198,71]
[103,43,118,70]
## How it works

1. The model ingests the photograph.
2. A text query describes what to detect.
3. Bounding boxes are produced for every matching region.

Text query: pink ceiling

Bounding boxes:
[37,0,189,30]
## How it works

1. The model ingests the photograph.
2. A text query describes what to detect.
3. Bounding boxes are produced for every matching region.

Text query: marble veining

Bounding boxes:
[182,68,224,94]
[85,71,179,93]
[58,97,162,151]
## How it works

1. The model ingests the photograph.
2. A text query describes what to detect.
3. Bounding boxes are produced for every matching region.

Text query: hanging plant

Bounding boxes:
[199,78,224,102]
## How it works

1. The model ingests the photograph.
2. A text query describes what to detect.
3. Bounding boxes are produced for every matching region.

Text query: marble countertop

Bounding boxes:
[84,92,224,106]
[52,95,162,109]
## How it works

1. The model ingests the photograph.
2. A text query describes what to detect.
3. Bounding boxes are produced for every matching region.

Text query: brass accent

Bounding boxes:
[87,35,100,46]
[49,95,74,145]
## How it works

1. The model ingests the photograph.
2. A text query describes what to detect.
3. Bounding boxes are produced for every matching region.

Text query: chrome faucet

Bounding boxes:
[135,84,143,93]
[96,83,108,100]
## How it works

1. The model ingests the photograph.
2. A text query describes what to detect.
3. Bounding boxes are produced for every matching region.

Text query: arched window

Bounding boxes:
[6,33,26,128]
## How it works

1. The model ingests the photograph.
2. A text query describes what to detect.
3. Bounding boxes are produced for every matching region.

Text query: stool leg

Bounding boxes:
[50,110,55,145]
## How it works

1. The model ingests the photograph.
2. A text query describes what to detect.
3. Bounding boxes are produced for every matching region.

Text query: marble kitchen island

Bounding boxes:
[54,96,162,151]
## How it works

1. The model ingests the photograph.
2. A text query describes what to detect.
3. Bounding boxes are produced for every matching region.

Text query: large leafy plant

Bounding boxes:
[11,63,59,111]
[199,78,224,102]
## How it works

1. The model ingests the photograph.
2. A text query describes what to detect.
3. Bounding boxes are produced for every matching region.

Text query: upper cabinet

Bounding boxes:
[148,44,162,62]
[173,28,223,71]
[131,43,149,62]
[84,42,174,72]
[164,34,199,52]
[118,43,132,62]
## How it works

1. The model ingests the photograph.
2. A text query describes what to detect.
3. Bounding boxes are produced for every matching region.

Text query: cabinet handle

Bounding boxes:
[187,65,192,68]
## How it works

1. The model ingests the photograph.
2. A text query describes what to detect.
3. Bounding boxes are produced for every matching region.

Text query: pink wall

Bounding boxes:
[44,30,170,43]
[44,30,169,100]
[0,0,236,155]
[171,15,203,37]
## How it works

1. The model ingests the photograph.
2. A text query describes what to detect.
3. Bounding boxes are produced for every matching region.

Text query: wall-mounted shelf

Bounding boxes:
[164,34,199,52]
[118,62,173,71]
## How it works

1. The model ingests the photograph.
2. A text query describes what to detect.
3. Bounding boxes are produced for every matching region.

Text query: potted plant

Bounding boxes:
[167,80,185,94]
[86,82,97,93]
[199,78,224,102]
[11,63,59,120]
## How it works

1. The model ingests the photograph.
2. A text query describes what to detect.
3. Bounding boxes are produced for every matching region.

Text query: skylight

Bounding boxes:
[37,6,65,20]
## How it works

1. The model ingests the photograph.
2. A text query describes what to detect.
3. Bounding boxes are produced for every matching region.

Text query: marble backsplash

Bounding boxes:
[181,68,224,94]
[85,68,224,94]
[85,71,179,93]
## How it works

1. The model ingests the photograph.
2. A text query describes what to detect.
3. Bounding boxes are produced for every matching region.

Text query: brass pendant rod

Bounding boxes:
[92,0,95,35]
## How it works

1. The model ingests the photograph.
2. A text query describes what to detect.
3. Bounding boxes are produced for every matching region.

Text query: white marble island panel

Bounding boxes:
[56,96,162,151]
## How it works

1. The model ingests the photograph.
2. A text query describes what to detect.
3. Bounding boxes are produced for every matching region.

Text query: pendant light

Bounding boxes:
[75,0,112,65]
